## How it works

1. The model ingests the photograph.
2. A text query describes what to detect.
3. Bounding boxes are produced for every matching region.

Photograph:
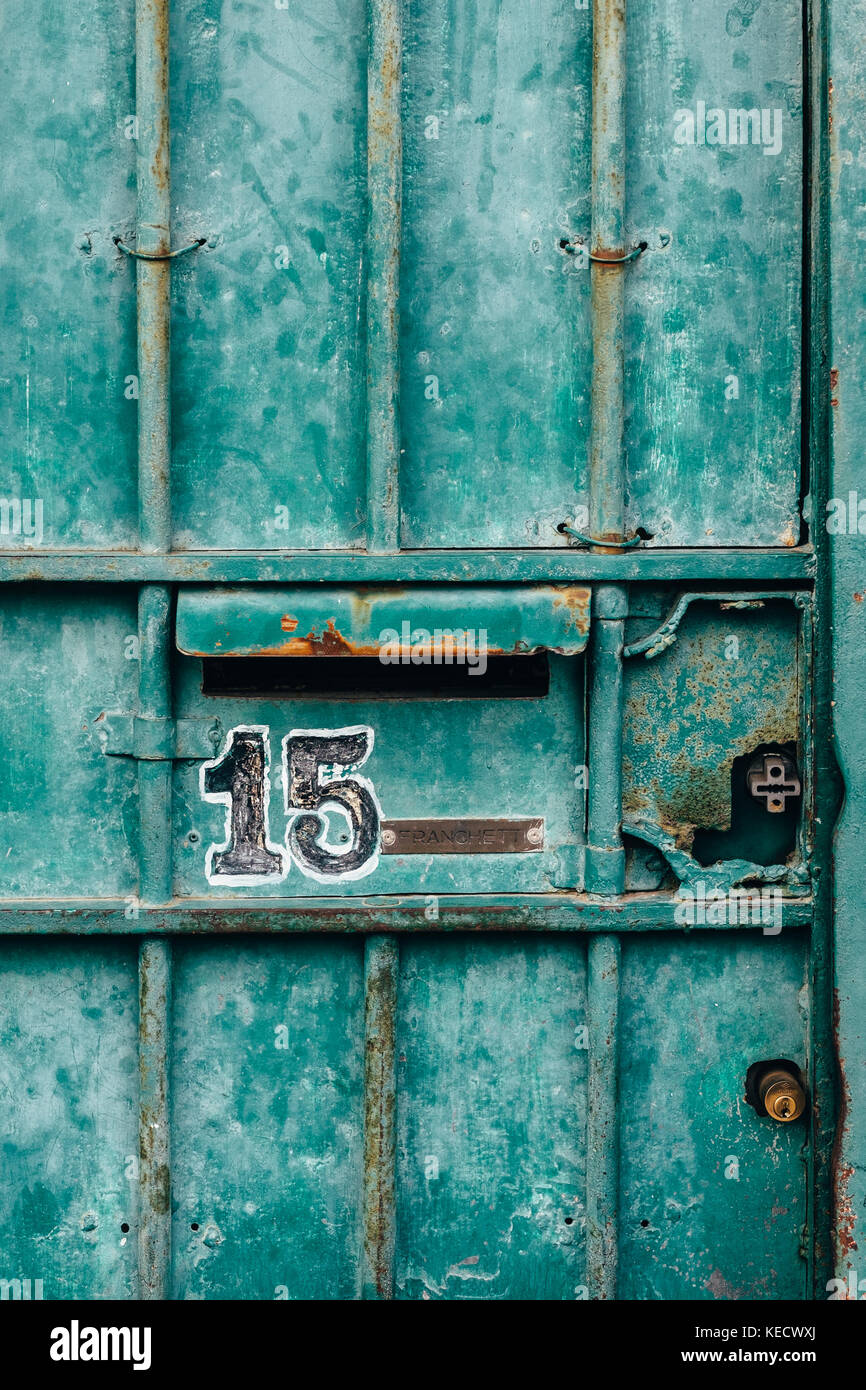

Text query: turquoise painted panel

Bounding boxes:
[171,653,584,896]
[618,933,808,1299]
[399,0,592,547]
[395,937,587,1299]
[0,941,138,1299]
[0,0,138,549]
[625,0,802,546]
[0,589,138,898]
[829,0,866,1279]
[170,939,364,1299]
[169,0,368,551]
[623,597,801,845]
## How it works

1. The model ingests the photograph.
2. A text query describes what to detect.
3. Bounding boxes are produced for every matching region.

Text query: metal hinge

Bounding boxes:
[93,713,223,761]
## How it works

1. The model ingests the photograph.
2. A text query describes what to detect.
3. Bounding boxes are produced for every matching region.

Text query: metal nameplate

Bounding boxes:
[380,818,544,854]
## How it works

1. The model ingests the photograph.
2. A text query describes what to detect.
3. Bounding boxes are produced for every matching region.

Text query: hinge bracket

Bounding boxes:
[93,713,223,761]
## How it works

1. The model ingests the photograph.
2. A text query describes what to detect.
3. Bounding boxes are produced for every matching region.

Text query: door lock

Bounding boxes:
[746,751,801,814]
[746,1060,807,1123]
[759,1067,806,1122]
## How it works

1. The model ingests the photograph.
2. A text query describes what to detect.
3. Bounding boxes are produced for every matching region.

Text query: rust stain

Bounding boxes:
[832,987,858,1258]
[550,585,592,635]
[280,614,299,632]
[250,618,510,660]
[854,593,863,604]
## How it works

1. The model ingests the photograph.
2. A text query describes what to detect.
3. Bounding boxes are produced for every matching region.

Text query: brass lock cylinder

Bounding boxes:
[759,1067,806,1123]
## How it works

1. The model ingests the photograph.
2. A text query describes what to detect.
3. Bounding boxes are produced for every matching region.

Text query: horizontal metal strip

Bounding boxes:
[176,585,590,658]
[0,549,816,585]
[0,895,813,933]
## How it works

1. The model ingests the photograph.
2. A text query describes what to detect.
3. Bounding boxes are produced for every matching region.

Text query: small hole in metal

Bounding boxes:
[120,1222,130,1233]
[190,1222,199,1231]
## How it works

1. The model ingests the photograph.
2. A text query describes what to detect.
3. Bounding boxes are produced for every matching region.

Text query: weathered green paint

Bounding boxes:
[366,0,402,552]
[0,895,815,936]
[168,938,365,1299]
[170,651,585,898]
[586,583,627,895]
[176,584,590,657]
[0,550,816,583]
[138,937,171,1300]
[395,937,588,1298]
[0,942,139,1300]
[362,935,398,1298]
[0,0,138,551]
[0,0,850,1304]
[827,0,866,1283]
[618,933,810,1299]
[624,0,803,547]
[586,934,620,1299]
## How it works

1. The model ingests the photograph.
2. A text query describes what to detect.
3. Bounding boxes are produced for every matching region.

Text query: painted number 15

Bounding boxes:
[200,724,381,885]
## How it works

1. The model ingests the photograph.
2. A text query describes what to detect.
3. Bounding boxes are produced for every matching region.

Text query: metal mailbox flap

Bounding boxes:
[175,585,591,658]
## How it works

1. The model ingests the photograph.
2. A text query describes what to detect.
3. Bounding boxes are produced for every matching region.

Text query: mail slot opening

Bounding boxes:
[200,653,551,699]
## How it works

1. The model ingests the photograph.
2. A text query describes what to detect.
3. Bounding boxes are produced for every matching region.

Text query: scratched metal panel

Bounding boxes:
[624,0,802,546]
[169,1,368,550]
[395,938,588,1299]
[175,584,591,656]
[618,934,808,1299]
[398,0,592,548]
[622,597,801,854]
[0,0,138,549]
[0,941,138,1299]
[172,651,584,896]
[169,939,364,1299]
[0,589,139,898]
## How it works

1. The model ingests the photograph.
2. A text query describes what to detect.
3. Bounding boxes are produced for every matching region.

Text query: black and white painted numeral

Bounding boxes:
[200,724,381,885]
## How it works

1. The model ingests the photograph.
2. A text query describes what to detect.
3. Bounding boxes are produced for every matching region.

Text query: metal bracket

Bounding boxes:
[94,713,223,761]
[113,235,207,262]
[623,591,807,660]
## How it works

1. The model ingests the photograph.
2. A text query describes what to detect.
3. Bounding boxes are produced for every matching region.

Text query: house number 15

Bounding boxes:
[200,724,381,885]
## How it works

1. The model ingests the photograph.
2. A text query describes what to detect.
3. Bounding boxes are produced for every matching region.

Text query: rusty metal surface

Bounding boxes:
[175,584,592,657]
[138,938,171,1300]
[363,936,398,1298]
[366,0,402,552]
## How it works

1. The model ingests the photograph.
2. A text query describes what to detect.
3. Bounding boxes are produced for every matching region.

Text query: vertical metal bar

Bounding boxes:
[137,583,173,1300]
[586,934,620,1300]
[365,0,402,553]
[362,934,398,1298]
[589,0,626,541]
[806,0,838,1298]
[137,584,173,904]
[585,584,627,896]
[138,938,172,1300]
[584,0,627,1302]
[136,0,171,552]
[134,0,173,1300]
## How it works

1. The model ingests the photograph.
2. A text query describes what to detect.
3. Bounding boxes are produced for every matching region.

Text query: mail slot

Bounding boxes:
[171,586,590,897]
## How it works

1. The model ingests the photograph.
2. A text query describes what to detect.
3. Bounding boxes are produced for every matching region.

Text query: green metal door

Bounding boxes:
[0,0,852,1301]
